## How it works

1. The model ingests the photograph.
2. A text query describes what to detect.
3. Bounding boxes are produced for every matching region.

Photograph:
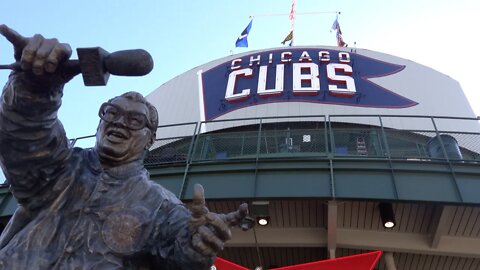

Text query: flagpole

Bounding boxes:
[240,8,342,48]
[291,19,295,46]
[290,0,296,46]
[250,11,339,18]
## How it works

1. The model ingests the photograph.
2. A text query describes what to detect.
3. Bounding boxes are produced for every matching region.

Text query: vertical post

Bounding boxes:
[327,201,337,259]
[328,115,335,158]
[185,122,200,165]
[430,117,450,162]
[323,116,329,156]
[384,252,397,270]
[253,119,264,197]
[255,119,264,162]
[379,116,398,199]
[179,122,201,199]
[327,116,336,198]
[431,117,463,202]
[240,133,245,156]
[379,116,391,159]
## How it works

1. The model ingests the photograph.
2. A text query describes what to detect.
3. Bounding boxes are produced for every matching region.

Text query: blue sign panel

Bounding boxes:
[201,48,417,121]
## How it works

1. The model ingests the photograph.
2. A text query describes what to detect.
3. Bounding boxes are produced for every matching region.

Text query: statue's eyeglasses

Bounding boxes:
[98,102,153,130]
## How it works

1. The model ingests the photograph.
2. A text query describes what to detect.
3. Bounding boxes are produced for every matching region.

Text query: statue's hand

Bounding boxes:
[189,184,248,256]
[0,24,72,76]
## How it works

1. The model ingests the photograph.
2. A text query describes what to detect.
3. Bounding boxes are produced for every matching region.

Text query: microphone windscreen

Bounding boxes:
[104,49,154,76]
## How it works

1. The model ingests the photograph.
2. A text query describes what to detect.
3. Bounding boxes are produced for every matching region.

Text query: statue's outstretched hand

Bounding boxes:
[189,184,248,256]
[0,24,71,76]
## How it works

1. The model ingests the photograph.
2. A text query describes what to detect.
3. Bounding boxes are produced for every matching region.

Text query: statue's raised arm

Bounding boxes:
[0,24,73,202]
[0,26,248,270]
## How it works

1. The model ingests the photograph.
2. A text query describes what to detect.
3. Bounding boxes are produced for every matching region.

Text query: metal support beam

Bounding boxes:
[228,227,480,258]
[384,252,397,270]
[431,205,456,248]
[327,201,337,259]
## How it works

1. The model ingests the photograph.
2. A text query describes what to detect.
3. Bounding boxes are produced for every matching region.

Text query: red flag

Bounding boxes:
[213,251,382,270]
[270,251,382,270]
[289,0,296,21]
[336,26,347,47]
[212,257,249,270]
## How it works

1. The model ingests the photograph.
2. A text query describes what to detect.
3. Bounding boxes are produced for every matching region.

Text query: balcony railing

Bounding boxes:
[69,115,480,166]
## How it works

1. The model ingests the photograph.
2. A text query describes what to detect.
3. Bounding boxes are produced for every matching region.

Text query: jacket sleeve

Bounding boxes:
[148,187,215,270]
[0,71,72,205]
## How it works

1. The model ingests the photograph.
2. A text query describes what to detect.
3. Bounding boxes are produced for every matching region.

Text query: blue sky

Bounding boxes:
[1,0,479,141]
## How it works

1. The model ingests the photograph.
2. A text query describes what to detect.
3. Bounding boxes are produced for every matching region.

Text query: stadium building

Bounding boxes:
[1,46,480,269]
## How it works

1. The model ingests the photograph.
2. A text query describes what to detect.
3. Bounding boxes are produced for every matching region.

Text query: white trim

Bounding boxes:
[197,69,207,133]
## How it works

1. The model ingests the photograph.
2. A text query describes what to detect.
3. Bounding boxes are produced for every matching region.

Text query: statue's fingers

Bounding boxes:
[190,184,208,219]
[224,203,249,226]
[192,231,217,257]
[197,226,225,253]
[20,34,44,71]
[0,25,28,49]
[32,38,59,75]
[45,42,72,73]
[205,212,231,241]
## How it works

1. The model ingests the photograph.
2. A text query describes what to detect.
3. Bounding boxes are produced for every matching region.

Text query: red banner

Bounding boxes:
[213,251,382,270]
[270,251,382,270]
[212,257,249,270]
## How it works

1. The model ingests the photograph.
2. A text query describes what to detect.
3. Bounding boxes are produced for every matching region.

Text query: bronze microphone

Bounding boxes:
[0,47,154,86]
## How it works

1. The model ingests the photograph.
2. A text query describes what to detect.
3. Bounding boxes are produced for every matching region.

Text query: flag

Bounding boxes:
[281,30,293,46]
[336,29,347,47]
[331,15,347,47]
[213,257,249,270]
[235,19,253,48]
[331,15,340,32]
[270,251,382,270]
[289,0,296,21]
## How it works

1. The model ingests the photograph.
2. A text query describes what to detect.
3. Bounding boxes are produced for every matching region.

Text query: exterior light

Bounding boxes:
[384,221,395,228]
[379,202,396,229]
[252,201,270,227]
[256,216,270,226]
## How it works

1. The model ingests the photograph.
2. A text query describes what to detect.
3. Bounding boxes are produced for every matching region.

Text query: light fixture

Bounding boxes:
[252,201,270,226]
[378,202,396,229]
[256,216,270,226]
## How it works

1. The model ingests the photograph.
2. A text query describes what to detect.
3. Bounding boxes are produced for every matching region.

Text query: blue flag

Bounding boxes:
[235,20,253,47]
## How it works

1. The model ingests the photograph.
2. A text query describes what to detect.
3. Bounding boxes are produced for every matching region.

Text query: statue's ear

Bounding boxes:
[146,131,156,150]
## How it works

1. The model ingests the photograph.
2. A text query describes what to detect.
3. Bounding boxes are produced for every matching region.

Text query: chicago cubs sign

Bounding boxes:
[201,48,417,121]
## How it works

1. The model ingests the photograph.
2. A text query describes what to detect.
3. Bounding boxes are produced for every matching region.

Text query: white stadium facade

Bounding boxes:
[2,46,480,269]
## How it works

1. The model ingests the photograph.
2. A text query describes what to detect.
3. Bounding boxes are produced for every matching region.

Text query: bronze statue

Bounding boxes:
[0,25,247,270]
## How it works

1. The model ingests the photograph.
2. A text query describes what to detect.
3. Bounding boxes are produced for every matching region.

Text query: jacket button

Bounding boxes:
[65,246,74,253]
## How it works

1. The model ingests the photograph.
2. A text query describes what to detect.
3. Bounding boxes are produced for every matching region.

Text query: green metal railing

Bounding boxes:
[1,114,480,204]
[68,115,480,166]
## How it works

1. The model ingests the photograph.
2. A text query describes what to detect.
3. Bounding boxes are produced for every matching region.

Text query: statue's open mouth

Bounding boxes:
[107,130,128,140]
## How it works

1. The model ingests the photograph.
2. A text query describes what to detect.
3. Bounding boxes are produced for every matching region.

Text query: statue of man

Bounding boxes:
[0,25,247,270]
